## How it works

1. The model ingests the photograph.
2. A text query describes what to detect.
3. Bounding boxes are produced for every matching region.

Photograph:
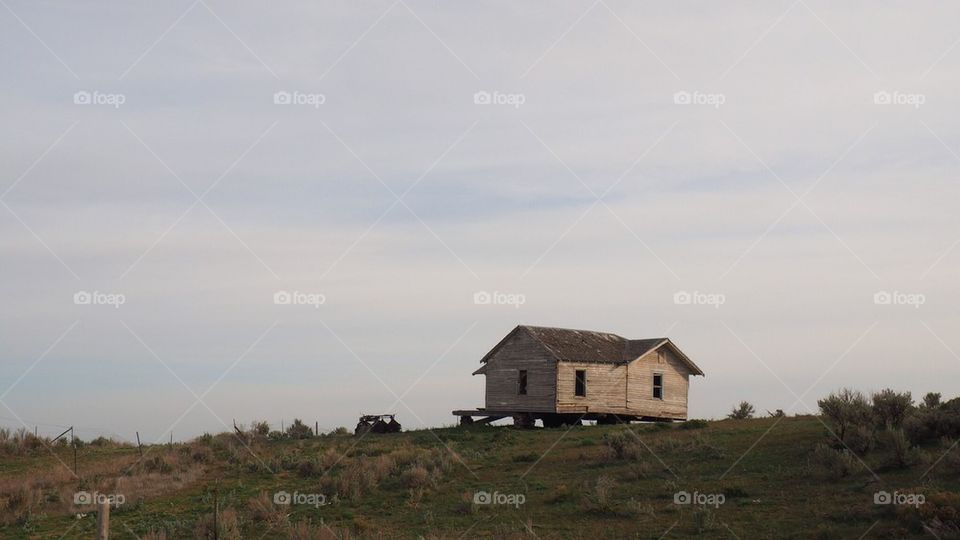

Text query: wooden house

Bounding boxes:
[454,325,704,427]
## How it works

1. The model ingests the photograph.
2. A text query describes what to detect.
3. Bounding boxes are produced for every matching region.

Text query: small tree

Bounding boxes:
[922,392,942,409]
[285,419,313,439]
[871,388,913,428]
[250,421,270,438]
[818,388,871,443]
[727,401,755,420]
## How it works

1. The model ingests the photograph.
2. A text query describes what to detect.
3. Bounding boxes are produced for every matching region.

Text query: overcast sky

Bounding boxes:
[2,1,960,442]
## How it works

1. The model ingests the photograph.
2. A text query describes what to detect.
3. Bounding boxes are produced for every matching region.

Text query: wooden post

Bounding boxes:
[315,421,318,436]
[96,500,110,540]
[135,432,143,457]
[213,487,219,540]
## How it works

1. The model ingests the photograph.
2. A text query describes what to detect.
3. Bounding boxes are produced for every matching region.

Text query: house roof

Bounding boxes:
[478,325,704,375]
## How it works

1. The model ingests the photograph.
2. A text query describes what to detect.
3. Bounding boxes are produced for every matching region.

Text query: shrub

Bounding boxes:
[603,431,643,460]
[811,443,861,479]
[247,492,281,522]
[194,508,241,540]
[896,491,960,537]
[547,484,573,504]
[881,428,915,469]
[727,401,755,420]
[298,459,318,478]
[767,409,785,418]
[400,464,430,488]
[89,436,113,447]
[580,475,616,513]
[818,388,872,444]
[143,456,173,474]
[285,419,313,439]
[904,398,960,444]
[692,507,716,533]
[250,421,270,437]
[680,419,709,430]
[843,425,875,455]
[512,452,538,463]
[922,392,942,409]
[871,389,913,428]
[722,486,749,498]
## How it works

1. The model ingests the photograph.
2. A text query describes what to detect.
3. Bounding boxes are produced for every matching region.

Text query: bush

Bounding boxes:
[767,409,785,418]
[400,464,431,488]
[580,475,616,513]
[843,425,875,455]
[811,443,861,479]
[298,459,318,478]
[692,507,716,533]
[923,392,942,409]
[194,508,241,540]
[818,388,872,444]
[872,389,913,428]
[881,428,915,469]
[603,431,643,460]
[285,419,313,439]
[250,421,270,437]
[904,398,960,444]
[727,401,755,420]
[680,419,709,430]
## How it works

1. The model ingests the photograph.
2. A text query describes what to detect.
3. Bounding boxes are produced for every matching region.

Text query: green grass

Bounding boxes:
[2,416,958,538]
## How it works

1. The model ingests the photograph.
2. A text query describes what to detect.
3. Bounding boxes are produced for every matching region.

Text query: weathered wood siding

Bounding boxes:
[553,347,690,419]
[483,331,557,412]
[555,362,627,412]
[625,347,690,419]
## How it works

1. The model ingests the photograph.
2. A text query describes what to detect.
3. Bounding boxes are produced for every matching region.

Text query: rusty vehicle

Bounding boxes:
[354,414,401,435]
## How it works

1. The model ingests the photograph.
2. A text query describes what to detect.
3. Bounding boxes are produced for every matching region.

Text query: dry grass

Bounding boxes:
[0,445,205,525]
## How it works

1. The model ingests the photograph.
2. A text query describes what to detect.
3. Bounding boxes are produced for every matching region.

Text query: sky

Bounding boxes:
[2,1,960,443]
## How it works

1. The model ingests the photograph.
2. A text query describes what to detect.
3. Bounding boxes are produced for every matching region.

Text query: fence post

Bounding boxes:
[135,431,143,457]
[96,500,110,540]
[213,486,219,540]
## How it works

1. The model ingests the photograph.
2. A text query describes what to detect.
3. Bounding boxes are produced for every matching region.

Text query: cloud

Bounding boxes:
[1,1,959,438]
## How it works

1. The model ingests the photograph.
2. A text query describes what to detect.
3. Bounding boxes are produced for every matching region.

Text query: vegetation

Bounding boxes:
[2,391,959,538]
[727,401,755,420]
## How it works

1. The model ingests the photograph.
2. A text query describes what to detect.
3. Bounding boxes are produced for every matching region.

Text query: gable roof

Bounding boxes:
[478,325,704,376]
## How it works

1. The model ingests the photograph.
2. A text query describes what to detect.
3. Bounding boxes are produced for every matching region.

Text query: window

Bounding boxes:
[575,370,586,397]
[518,370,527,395]
[653,373,663,399]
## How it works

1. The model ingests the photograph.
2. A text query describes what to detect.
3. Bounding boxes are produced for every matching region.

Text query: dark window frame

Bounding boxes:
[518,369,528,395]
[653,372,663,400]
[575,370,587,397]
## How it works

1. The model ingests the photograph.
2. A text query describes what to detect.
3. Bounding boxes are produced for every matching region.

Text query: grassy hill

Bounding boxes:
[1,415,959,539]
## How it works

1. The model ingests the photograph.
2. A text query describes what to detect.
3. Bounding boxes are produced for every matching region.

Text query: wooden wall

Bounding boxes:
[555,347,691,419]
[625,347,690,419]
[483,330,557,412]
[556,362,627,412]
[481,334,692,420]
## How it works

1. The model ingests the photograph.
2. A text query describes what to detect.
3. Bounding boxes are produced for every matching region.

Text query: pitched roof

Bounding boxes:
[479,325,704,375]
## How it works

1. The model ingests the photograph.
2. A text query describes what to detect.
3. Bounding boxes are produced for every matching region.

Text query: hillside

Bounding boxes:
[1,415,959,539]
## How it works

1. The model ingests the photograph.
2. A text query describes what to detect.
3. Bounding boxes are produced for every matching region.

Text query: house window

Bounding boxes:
[518,370,527,395]
[653,373,663,399]
[575,370,586,397]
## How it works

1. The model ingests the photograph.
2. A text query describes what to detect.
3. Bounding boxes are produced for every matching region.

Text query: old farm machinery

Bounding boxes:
[354,414,401,435]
